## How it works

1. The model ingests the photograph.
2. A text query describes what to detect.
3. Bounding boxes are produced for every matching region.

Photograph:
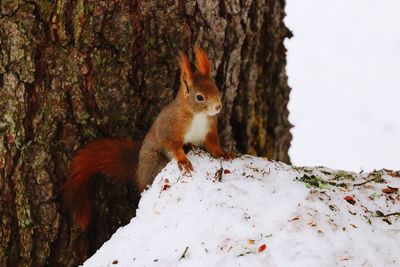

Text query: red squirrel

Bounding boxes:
[64,47,233,230]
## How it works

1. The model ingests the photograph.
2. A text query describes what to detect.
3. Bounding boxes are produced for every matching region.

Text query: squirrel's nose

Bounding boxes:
[215,104,222,112]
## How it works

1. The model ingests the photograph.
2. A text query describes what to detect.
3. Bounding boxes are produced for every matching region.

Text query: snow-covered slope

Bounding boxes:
[83,151,400,267]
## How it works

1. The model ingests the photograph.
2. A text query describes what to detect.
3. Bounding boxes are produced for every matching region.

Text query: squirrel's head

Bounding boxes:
[179,47,222,116]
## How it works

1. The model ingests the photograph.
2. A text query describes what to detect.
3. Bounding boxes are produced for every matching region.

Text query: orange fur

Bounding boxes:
[64,48,232,230]
[64,138,141,230]
[194,47,211,76]
[179,51,193,88]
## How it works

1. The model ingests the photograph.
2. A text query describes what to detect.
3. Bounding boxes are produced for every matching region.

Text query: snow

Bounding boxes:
[83,152,400,267]
[285,0,400,171]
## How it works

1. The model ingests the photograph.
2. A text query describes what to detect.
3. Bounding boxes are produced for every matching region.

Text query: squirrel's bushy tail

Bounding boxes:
[63,138,141,230]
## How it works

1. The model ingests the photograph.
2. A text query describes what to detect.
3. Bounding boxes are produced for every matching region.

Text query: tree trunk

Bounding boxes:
[0,0,292,266]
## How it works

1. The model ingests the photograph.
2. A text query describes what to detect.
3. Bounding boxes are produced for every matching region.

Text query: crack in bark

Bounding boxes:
[2,151,22,267]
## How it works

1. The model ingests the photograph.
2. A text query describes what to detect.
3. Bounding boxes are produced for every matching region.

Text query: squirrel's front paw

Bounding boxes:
[178,158,194,174]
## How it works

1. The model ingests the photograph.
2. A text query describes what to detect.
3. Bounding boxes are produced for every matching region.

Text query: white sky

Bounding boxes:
[285,0,400,171]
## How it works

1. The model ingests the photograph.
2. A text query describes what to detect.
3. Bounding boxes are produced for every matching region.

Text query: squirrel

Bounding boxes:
[63,47,233,230]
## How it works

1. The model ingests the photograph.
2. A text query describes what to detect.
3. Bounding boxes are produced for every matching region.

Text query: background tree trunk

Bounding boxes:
[0,0,292,266]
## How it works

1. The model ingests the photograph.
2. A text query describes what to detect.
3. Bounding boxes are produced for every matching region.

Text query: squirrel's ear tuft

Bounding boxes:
[194,47,211,76]
[179,51,193,91]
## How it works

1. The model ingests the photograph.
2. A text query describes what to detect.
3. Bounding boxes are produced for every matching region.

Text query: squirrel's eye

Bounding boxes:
[196,94,205,102]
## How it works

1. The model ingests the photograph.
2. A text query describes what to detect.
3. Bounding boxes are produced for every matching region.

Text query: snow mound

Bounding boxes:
[83,151,400,267]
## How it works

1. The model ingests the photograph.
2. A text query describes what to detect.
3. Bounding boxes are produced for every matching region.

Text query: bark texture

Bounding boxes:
[0,0,292,266]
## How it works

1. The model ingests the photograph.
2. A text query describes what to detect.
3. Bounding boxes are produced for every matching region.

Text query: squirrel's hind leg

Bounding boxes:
[136,148,169,192]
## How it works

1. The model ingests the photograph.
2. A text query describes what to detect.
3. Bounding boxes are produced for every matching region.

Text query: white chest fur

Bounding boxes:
[184,112,210,145]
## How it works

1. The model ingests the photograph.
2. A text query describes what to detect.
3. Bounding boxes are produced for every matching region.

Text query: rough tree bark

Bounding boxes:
[0,0,292,266]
